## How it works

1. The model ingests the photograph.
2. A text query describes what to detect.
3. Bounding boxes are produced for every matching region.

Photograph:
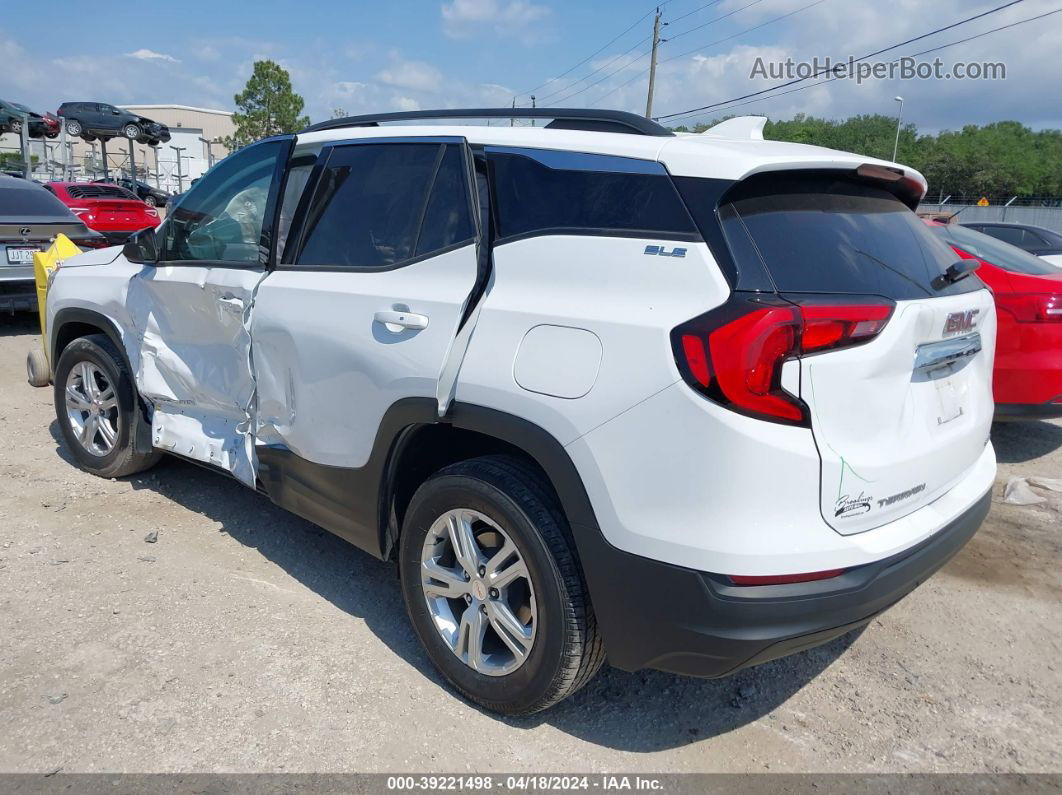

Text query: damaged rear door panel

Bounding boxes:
[124,136,292,486]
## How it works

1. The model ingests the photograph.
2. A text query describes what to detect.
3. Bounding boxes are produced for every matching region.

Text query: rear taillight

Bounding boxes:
[728,568,846,586]
[145,207,159,218]
[674,295,894,425]
[74,236,110,249]
[995,292,1062,323]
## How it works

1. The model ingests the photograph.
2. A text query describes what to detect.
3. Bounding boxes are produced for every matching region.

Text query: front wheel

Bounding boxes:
[399,456,604,715]
[123,123,141,140]
[144,194,158,207]
[53,335,161,478]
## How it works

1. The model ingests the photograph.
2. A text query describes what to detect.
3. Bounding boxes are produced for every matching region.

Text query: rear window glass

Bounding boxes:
[488,148,696,241]
[935,223,1061,276]
[0,181,76,219]
[718,173,981,299]
[66,184,138,200]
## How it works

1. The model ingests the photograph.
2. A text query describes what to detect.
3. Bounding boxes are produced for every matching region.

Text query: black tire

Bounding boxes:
[144,194,158,207]
[399,455,604,715]
[123,123,141,140]
[65,120,82,137]
[26,347,50,388]
[53,335,161,478]
[10,120,22,133]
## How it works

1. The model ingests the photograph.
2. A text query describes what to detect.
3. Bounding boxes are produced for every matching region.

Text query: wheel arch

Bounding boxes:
[380,402,602,561]
[51,307,126,368]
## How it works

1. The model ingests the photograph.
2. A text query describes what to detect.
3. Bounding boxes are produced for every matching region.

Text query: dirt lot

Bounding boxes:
[0,313,1059,774]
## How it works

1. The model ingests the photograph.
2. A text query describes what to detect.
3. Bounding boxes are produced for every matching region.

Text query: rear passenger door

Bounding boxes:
[251,137,482,469]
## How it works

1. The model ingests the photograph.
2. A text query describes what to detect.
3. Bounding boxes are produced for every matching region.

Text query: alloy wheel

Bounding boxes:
[65,361,119,456]
[420,508,537,676]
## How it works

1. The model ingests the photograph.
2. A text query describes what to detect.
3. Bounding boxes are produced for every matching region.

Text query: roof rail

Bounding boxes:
[300,108,675,138]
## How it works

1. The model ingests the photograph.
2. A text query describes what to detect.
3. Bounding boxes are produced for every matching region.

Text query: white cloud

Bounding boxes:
[126,48,179,63]
[375,60,443,92]
[441,0,550,42]
[393,96,421,111]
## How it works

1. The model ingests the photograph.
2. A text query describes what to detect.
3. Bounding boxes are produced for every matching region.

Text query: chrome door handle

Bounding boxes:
[374,310,429,331]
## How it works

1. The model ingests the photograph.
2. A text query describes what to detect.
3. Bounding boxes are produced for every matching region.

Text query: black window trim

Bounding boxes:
[155,134,294,271]
[279,136,479,274]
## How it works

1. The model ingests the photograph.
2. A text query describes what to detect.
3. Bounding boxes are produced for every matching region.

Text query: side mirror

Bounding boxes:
[124,226,159,264]
[111,108,120,115]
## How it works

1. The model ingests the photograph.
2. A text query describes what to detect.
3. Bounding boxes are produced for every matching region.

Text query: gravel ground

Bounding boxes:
[0,313,1059,774]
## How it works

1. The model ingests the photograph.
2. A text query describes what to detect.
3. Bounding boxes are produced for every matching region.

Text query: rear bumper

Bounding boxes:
[995,398,1062,421]
[580,489,991,678]
[0,279,37,313]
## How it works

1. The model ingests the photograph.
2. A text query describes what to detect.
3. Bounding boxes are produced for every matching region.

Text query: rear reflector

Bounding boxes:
[673,295,895,425]
[728,568,846,586]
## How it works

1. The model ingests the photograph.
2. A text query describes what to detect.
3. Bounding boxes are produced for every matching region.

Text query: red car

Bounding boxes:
[44,181,160,245]
[925,220,1062,420]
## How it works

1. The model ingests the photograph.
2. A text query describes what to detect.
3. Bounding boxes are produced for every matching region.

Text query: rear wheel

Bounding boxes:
[144,194,158,207]
[65,120,82,137]
[10,120,22,134]
[399,455,604,715]
[53,335,161,478]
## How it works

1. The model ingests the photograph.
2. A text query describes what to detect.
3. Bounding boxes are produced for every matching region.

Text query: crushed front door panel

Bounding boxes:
[125,265,265,486]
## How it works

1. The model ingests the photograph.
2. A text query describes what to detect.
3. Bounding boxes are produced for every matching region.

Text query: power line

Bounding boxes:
[661,0,825,64]
[590,0,822,108]
[680,4,1062,122]
[665,0,767,43]
[517,2,671,102]
[666,0,726,26]
[656,0,1028,120]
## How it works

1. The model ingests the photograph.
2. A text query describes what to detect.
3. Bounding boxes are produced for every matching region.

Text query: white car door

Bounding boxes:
[124,136,291,486]
[249,137,483,538]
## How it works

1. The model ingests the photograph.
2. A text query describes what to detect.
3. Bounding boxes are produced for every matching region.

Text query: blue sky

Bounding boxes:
[2,0,1060,132]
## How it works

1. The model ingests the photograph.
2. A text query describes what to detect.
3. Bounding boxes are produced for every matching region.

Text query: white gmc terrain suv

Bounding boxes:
[43,109,996,715]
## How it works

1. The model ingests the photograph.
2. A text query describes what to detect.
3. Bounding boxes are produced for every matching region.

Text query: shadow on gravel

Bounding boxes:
[992,420,1062,464]
[0,313,40,337]
[48,435,858,751]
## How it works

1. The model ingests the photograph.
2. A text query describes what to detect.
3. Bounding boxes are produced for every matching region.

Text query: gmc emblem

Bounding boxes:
[943,309,980,337]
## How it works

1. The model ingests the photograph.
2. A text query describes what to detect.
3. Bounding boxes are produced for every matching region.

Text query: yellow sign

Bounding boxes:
[977,197,989,206]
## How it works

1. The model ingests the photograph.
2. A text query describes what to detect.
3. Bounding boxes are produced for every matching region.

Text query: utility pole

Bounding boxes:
[531,95,536,127]
[892,96,904,162]
[199,136,217,168]
[153,147,161,189]
[171,145,187,192]
[645,8,662,119]
[511,97,515,128]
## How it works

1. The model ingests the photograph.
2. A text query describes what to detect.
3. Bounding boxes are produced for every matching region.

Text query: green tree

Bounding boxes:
[225,59,311,150]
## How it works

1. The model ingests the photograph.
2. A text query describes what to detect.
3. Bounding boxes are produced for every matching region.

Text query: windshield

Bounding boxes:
[933,224,1061,276]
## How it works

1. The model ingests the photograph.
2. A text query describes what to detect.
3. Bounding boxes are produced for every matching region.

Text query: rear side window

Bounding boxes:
[487,147,696,241]
[295,142,474,269]
[716,173,980,299]
[979,225,1025,247]
[935,223,1060,276]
